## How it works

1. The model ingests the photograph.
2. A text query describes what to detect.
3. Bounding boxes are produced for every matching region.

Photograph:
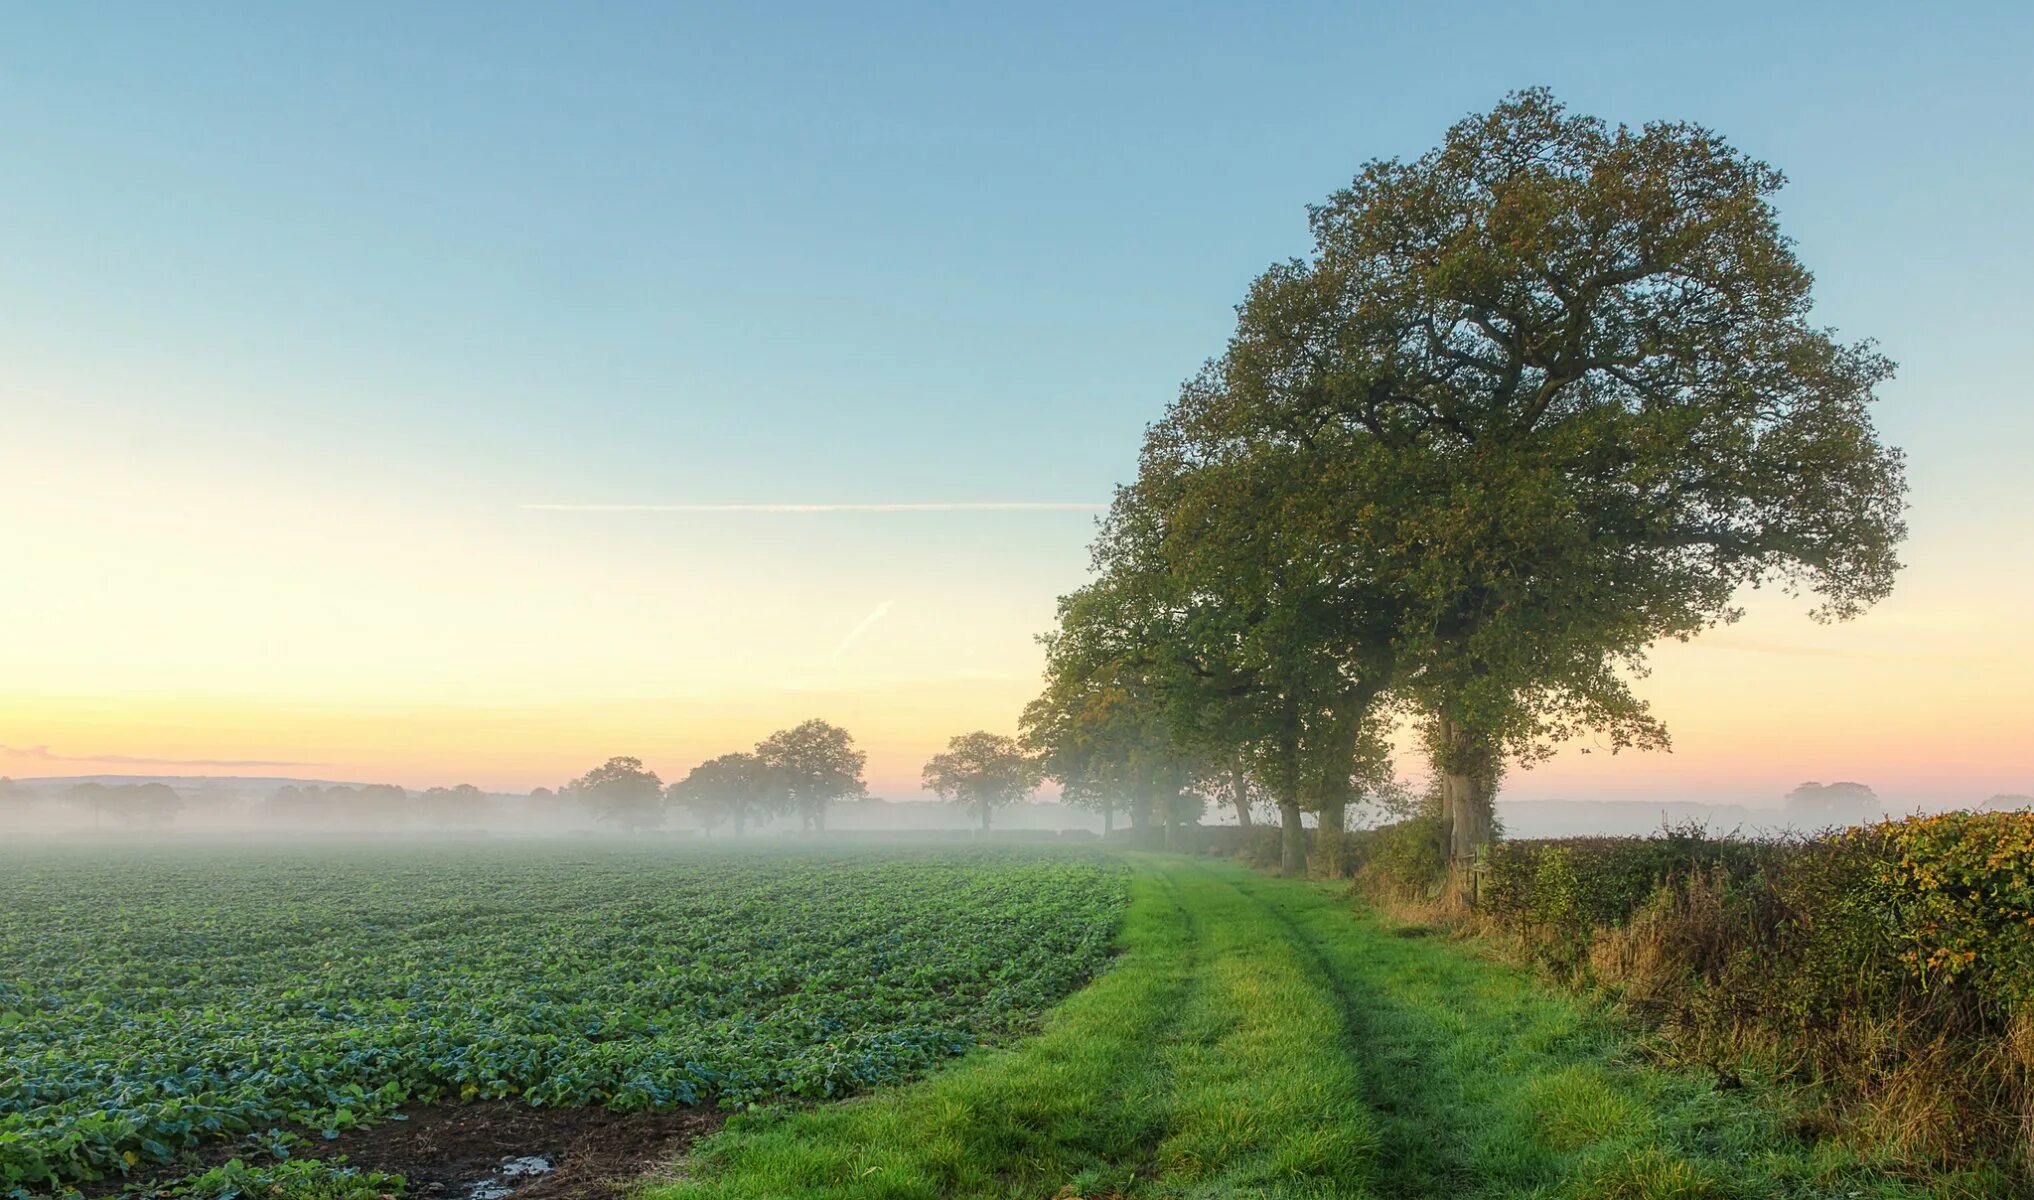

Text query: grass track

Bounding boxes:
[648,857,1995,1200]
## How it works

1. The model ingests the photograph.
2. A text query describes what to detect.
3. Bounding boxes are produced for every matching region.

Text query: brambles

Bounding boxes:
[0,845,1125,1196]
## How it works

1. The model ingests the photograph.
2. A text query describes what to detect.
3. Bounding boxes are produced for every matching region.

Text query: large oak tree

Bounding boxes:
[1200,89,1906,858]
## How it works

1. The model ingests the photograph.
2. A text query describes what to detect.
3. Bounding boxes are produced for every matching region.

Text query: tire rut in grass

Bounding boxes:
[1217,871,1495,1200]
[1138,862,1379,1198]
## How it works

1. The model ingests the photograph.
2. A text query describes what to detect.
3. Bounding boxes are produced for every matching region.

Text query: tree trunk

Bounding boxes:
[1162,789,1178,852]
[1103,805,1114,837]
[1230,765,1252,830]
[1446,771,1492,859]
[1127,786,1152,836]
[981,802,991,833]
[1278,801,1306,878]
[1436,711,1497,862]
[1274,705,1306,877]
[1313,794,1348,878]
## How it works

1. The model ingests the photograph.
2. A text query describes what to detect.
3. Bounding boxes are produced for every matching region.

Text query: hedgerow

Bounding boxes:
[1343,812,2034,1175]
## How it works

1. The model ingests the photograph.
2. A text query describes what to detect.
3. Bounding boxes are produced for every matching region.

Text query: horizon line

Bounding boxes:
[521,501,1108,514]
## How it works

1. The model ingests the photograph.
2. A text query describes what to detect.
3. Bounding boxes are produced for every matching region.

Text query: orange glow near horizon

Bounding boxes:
[3,372,2029,809]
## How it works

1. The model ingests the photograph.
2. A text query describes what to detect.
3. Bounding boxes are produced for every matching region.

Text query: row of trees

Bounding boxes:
[0,721,874,836]
[1018,90,1908,876]
[575,718,871,835]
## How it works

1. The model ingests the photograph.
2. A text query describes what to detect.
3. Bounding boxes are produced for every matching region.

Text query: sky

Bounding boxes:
[2,2,2030,806]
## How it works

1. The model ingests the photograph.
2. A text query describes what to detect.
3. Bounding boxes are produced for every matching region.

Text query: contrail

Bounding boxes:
[0,744,320,768]
[522,502,1106,513]
[831,600,896,663]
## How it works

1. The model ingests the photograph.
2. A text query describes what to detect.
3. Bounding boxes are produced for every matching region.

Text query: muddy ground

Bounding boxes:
[324,1103,724,1198]
[102,1103,724,1200]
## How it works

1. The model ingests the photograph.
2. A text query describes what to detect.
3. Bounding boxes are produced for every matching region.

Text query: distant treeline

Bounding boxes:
[0,716,1116,837]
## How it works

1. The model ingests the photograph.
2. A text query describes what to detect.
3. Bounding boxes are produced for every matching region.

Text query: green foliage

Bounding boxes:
[920,732,1044,831]
[0,845,1125,1194]
[573,755,667,831]
[669,752,780,835]
[1840,812,2034,1007]
[1365,816,1450,896]
[754,719,868,833]
[1458,815,2034,1170]
[1139,88,1910,859]
[1480,828,1779,968]
[142,1156,404,1200]
[1021,579,1209,840]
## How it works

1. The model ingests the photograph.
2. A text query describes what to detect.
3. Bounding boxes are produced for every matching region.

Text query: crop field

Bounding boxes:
[5,844,2015,1200]
[0,844,1127,1198]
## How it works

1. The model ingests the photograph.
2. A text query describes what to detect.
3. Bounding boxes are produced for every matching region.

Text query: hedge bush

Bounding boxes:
[1441,813,2034,1174]
[1479,827,1784,970]
[1358,816,1448,898]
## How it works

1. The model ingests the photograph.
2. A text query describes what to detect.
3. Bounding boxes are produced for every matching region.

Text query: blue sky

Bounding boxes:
[2,2,2030,799]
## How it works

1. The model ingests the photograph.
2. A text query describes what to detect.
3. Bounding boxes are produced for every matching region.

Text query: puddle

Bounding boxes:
[464,1154,553,1199]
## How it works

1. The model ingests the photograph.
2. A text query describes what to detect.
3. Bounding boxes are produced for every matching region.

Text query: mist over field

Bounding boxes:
[5,771,2024,843]
[0,772,1108,839]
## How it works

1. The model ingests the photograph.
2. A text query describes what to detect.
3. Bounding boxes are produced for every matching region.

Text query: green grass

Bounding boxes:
[653,856,2010,1199]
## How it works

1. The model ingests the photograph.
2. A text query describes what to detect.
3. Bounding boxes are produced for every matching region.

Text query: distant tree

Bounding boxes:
[354,784,411,827]
[420,783,488,829]
[0,778,43,828]
[574,756,666,832]
[64,782,181,829]
[922,732,1045,833]
[1210,760,1260,830]
[1041,472,1395,868]
[669,752,779,837]
[529,786,555,801]
[1784,781,1880,817]
[755,720,866,835]
[1982,794,2033,812]
[181,786,249,824]
[1020,620,1145,839]
[258,784,314,824]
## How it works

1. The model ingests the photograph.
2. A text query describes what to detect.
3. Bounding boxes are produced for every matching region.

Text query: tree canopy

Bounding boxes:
[575,756,666,833]
[670,752,780,836]
[921,732,1044,832]
[1026,88,1907,869]
[755,719,867,834]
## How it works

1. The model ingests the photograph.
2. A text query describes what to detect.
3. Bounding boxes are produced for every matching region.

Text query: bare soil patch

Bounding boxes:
[325,1103,723,1199]
[99,1105,723,1200]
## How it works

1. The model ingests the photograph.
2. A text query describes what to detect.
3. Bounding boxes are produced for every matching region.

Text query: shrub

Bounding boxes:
[1237,825,1288,871]
[1310,826,1366,879]
[1480,827,1782,975]
[1382,813,2034,1177]
[1843,813,2034,1009]
[1357,816,1448,899]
